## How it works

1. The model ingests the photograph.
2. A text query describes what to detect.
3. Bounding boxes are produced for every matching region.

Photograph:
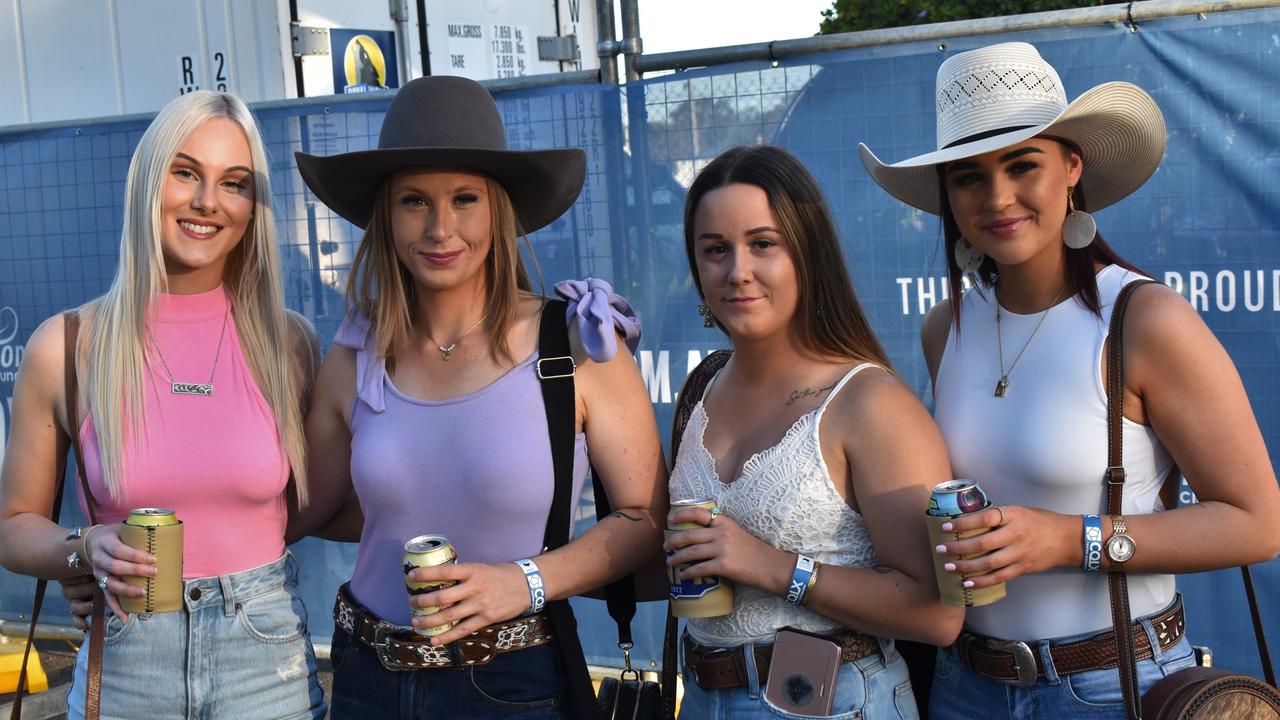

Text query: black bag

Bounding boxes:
[1104,281,1280,719]
[596,645,664,720]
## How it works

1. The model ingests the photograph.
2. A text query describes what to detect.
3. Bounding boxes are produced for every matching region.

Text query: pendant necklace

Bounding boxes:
[994,285,1065,398]
[149,303,229,396]
[424,315,485,361]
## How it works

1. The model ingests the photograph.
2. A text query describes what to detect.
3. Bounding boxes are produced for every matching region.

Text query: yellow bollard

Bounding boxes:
[0,638,50,694]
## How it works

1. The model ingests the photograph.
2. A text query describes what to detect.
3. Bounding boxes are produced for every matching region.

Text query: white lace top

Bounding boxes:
[670,363,880,646]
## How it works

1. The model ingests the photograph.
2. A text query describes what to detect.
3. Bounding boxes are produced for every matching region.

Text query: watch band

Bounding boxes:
[1106,514,1136,565]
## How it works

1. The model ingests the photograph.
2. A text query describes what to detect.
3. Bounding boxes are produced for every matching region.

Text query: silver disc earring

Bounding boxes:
[1063,186,1096,249]
[697,302,716,328]
[954,237,985,273]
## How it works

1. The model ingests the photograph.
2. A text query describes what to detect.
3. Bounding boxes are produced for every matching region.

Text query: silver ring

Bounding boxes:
[993,505,1007,527]
[708,507,721,523]
[97,575,109,591]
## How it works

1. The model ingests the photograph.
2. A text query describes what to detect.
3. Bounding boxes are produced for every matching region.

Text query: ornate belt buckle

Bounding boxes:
[372,623,427,672]
[990,640,1038,688]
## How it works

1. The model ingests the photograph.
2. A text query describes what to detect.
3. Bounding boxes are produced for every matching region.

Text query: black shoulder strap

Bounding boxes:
[534,298,600,720]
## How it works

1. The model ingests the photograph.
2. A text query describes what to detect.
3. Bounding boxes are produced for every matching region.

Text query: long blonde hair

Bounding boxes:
[84,91,308,504]
[346,174,533,363]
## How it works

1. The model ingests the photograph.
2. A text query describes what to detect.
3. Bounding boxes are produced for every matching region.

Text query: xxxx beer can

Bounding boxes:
[120,508,183,613]
[925,480,1006,608]
[403,535,457,637]
[666,499,734,618]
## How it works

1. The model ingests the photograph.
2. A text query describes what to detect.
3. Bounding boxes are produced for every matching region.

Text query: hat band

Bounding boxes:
[942,124,1035,150]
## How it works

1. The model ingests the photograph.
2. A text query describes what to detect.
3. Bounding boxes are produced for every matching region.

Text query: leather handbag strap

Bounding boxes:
[660,349,732,720]
[1242,564,1277,686]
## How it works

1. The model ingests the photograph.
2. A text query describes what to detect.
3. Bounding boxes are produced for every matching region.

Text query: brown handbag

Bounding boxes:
[1105,281,1280,719]
[9,311,104,720]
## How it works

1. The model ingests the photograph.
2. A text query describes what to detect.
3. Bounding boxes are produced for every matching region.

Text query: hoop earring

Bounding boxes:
[954,237,985,273]
[1063,186,1096,250]
[697,302,716,328]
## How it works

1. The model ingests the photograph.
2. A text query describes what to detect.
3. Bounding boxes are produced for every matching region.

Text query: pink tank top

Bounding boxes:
[79,286,289,578]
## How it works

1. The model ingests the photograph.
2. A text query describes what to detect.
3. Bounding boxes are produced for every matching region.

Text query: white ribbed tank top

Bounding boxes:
[934,265,1175,641]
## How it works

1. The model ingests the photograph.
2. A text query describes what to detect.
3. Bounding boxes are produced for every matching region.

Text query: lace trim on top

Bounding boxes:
[670,363,881,646]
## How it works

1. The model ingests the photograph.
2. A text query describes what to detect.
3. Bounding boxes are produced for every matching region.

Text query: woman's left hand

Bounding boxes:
[934,504,1077,588]
[663,506,793,593]
[407,561,533,645]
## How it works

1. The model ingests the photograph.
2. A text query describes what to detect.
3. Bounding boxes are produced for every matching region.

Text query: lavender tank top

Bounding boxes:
[337,279,640,625]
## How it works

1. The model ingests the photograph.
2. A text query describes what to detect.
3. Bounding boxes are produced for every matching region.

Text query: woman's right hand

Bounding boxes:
[663,505,795,596]
[83,524,156,620]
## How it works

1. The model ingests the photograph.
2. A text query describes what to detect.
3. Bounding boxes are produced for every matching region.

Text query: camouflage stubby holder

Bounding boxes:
[119,508,184,613]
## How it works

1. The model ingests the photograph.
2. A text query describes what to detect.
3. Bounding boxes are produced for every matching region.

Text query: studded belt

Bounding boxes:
[953,595,1185,687]
[332,583,553,671]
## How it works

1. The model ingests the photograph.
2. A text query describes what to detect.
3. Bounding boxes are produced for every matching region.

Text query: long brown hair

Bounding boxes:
[346,174,534,363]
[684,145,891,368]
[938,142,1145,328]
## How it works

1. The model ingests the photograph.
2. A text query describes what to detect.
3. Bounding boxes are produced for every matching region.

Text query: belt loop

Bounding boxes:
[220,575,236,617]
[876,636,896,667]
[1037,639,1061,685]
[1141,616,1163,662]
[744,638,762,699]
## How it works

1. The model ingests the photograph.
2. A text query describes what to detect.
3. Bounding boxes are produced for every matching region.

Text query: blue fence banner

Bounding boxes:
[2,7,1278,676]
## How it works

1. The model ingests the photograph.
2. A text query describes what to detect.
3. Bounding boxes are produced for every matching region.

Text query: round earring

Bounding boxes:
[954,237,985,273]
[697,302,716,328]
[1063,186,1096,250]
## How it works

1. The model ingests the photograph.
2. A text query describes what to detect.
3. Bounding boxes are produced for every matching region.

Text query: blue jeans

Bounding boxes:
[679,635,919,719]
[67,552,325,720]
[930,618,1196,719]
[329,624,567,719]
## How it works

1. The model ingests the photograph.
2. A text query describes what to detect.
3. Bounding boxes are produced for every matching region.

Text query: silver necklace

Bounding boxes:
[423,315,485,361]
[149,304,229,396]
[994,286,1064,398]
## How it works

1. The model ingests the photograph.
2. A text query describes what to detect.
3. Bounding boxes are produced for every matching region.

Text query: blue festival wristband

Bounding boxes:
[515,559,547,614]
[786,554,817,606]
[1082,515,1103,573]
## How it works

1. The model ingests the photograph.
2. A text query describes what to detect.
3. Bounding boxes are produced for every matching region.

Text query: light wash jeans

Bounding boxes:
[67,552,326,720]
[679,634,919,720]
[930,601,1196,719]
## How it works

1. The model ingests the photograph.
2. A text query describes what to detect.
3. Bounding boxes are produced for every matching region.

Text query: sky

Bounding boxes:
[635,0,836,55]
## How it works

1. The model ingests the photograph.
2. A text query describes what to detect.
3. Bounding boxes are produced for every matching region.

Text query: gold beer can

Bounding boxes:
[666,499,734,618]
[403,535,458,637]
[120,508,183,613]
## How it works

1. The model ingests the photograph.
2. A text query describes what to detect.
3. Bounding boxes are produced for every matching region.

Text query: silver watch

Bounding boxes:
[1106,515,1136,565]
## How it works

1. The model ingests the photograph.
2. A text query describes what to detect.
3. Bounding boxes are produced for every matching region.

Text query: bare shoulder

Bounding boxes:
[825,365,941,448]
[1121,282,1202,344]
[921,298,952,381]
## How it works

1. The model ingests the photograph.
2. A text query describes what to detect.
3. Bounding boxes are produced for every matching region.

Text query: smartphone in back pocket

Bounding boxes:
[764,629,842,716]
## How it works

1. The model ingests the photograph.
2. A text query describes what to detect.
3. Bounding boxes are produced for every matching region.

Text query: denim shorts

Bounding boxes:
[328,621,568,719]
[67,552,326,720]
[679,634,919,720]
[930,602,1197,720]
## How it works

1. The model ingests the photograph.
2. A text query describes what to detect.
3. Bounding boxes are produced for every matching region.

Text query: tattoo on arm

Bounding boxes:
[872,565,893,574]
[785,380,839,406]
[609,511,642,522]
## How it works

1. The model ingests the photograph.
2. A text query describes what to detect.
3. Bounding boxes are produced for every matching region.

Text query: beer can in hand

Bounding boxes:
[925,480,1006,607]
[403,535,458,637]
[119,508,183,613]
[666,498,734,618]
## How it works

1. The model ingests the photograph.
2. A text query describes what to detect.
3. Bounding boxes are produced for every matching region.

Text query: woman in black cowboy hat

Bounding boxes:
[291,75,667,719]
[861,42,1280,718]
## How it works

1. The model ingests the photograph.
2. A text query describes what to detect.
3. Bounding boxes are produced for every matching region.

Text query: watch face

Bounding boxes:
[1107,535,1136,563]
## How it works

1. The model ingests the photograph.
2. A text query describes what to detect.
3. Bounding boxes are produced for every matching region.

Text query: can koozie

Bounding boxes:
[119,521,184,613]
[925,512,1006,607]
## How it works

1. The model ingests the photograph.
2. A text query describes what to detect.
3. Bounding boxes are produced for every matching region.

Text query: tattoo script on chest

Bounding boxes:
[785,380,837,407]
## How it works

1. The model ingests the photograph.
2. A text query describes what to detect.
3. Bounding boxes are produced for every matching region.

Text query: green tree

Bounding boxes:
[819,0,1116,34]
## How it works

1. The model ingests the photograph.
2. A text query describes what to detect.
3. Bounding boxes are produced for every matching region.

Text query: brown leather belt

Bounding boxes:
[332,583,553,671]
[953,596,1185,687]
[684,630,881,690]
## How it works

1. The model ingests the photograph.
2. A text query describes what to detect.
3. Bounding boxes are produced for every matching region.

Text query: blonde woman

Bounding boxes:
[0,91,325,719]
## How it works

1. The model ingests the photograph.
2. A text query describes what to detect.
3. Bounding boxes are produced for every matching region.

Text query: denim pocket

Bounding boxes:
[236,586,306,644]
[101,610,138,645]
[466,645,562,712]
[761,661,867,720]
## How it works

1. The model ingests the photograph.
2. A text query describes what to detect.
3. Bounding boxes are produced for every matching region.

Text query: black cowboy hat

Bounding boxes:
[295,75,586,231]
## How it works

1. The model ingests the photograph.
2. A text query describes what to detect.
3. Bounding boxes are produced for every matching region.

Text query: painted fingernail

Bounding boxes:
[941,522,954,531]
[943,562,957,572]
[963,580,975,588]
[935,544,948,554]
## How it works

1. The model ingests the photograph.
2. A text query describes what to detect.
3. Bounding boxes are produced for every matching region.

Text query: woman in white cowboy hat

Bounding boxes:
[860,42,1280,718]
[290,75,667,719]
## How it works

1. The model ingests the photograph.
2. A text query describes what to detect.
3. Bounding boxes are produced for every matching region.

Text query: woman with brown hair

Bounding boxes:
[665,144,962,719]
[290,75,667,719]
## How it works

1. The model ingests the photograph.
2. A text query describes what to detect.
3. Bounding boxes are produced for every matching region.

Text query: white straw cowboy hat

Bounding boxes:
[296,75,586,231]
[858,42,1166,215]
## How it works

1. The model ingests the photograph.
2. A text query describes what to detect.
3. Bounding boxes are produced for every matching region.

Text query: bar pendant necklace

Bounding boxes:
[150,304,229,396]
[994,286,1063,398]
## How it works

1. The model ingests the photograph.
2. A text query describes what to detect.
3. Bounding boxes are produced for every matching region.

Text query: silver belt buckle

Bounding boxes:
[990,640,1038,688]
[372,623,426,672]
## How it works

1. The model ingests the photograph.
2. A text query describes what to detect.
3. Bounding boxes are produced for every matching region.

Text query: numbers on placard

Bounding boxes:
[213,52,228,92]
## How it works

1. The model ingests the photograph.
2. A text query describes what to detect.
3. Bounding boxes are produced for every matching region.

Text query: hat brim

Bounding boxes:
[294,146,586,232]
[859,82,1166,215]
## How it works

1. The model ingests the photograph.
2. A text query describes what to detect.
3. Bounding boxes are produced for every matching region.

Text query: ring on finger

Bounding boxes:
[708,506,721,524]
[97,575,109,591]
[993,504,1007,527]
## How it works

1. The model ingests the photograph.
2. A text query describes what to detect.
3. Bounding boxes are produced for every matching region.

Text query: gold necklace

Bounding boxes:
[994,286,1065,398]
[423,315,485,361]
